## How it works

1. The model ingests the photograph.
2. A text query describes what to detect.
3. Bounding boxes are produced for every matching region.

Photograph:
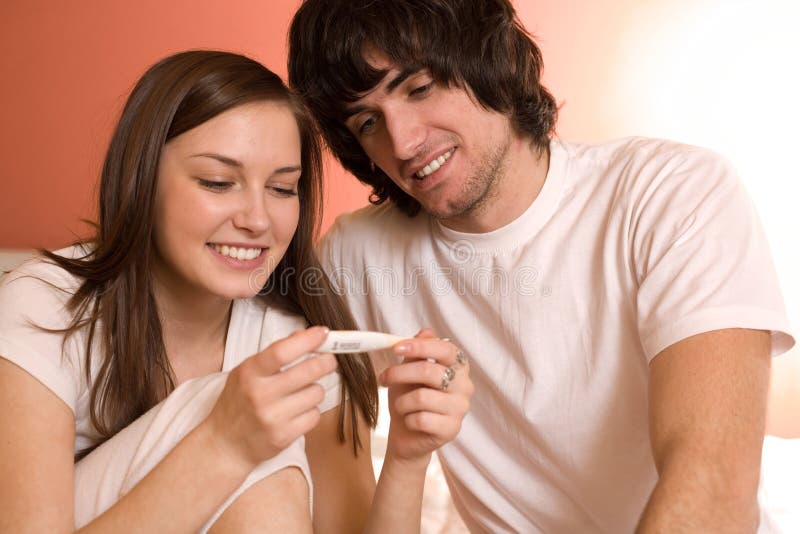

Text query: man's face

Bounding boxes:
[343,52,515,229]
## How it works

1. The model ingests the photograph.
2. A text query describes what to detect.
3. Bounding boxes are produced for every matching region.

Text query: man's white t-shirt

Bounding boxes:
[319,137,795,533]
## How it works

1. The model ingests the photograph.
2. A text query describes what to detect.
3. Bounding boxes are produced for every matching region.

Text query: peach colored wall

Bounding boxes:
[0,0,368,249]
[3,1,797,435]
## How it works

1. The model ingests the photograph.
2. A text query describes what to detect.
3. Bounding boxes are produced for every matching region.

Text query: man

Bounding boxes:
[288,0,795,531]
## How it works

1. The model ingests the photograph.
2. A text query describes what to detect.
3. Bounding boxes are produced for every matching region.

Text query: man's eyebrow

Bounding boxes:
[342,67,424,121]
[385,66,422,93]
[190,153,243,167]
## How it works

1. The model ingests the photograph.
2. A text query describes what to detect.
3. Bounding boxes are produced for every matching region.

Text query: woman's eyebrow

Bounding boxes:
[189,153,243,168]
[190,155,300,175]
[274,166,302,175]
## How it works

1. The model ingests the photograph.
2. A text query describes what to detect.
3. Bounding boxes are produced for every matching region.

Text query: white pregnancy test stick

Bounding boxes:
[317,330,409,353]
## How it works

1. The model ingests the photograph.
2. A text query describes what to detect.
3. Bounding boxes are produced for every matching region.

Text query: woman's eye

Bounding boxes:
[269,186,298,197]
[198,179,233,191]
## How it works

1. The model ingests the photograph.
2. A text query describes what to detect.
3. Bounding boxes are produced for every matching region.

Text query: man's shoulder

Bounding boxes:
[559,136,738,201]
[325,202,428,241]
[565,136,731,176]
[319,202,431,270]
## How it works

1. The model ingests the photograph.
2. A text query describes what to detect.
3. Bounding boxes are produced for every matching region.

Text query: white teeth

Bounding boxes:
[211,244,263,260]
[416,148,454,178]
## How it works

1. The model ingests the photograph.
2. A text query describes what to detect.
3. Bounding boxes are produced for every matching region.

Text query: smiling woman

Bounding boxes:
[0,50,382,532]
[153,101,302,305]
[0,48,473,534]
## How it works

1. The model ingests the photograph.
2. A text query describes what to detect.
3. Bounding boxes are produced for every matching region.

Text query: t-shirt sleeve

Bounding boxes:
[631,149,795,360]
[0,262,83,411]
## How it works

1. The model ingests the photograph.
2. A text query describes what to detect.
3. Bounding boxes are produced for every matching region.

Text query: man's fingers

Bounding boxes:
[402,411,462,437]
[392,385,470,417]
[381,358,469,391]
[392,336,461,367]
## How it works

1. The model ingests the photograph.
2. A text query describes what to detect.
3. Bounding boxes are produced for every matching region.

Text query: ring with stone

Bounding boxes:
[453,349,468,369]
[440,366,456,391]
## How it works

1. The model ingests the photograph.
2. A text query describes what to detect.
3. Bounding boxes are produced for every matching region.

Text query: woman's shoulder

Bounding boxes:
[0,245,93,419]
[0,246,90,317]
[1,244,88,294]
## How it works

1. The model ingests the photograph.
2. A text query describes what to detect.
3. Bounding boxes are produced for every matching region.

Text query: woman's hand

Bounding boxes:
[380,328,473,466]
[204,326,338,468]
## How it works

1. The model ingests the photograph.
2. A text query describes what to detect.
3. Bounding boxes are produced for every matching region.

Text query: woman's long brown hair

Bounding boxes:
[41,50,377,458]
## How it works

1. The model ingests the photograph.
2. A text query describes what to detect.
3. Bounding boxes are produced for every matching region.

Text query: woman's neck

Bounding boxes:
[152,277,233,384]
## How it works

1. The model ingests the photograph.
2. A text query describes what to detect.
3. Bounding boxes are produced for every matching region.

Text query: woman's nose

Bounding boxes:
[232,192,270,234]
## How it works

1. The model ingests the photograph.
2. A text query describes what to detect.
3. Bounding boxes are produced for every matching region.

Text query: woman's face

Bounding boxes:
[153,101,302,303]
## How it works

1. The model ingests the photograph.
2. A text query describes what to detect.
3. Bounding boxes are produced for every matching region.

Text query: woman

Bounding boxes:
[0,51,471,532]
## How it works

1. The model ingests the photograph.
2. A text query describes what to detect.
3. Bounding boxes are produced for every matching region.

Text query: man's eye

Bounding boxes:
[358,115,378,135]
[198,179,233,191]
[410,82,433,97]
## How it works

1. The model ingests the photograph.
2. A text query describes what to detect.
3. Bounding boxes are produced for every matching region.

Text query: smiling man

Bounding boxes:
[288,0,795,532]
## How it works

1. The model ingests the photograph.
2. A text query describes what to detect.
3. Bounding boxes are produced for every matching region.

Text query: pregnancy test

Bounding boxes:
[317,330,409,353]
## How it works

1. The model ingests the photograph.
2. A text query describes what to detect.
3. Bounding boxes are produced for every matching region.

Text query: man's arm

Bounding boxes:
[637,328,771,533]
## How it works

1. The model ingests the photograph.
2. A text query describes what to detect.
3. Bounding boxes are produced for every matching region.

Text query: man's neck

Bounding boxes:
[441,137,550,234]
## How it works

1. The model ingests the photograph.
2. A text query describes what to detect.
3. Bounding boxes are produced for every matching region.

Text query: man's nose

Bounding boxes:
[385,107,426,161]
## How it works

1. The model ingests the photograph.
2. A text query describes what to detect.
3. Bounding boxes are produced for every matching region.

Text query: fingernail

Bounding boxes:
[316,326,330,335]
[394,343,410,354]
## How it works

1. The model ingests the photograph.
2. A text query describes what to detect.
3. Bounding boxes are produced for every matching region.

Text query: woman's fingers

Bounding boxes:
[238,325,338,400]
[261,352,338,398]
[208,326,339,465]
[250,384,327,449]
[251,326,331,375]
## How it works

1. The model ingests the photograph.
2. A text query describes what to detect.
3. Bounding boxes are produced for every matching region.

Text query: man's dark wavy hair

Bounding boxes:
[288,0,558,216]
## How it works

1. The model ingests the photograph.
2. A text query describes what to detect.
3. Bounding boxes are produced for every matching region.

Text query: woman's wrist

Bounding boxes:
[194,417,258,477]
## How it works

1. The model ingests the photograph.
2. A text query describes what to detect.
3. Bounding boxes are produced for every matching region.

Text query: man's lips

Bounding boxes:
[411,147,456,180]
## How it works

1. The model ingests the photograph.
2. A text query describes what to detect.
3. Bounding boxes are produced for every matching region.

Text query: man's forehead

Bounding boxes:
[342,52,424,117]
[362,45,394,71]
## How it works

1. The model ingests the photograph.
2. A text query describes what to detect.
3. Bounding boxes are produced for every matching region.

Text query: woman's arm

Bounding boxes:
[0,358,76,533]
[305,402,376,532]
[0,327,337,532]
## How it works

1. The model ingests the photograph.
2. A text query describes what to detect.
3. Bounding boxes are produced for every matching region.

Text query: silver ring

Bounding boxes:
[440,366,456,390]
[452,349,468,370]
